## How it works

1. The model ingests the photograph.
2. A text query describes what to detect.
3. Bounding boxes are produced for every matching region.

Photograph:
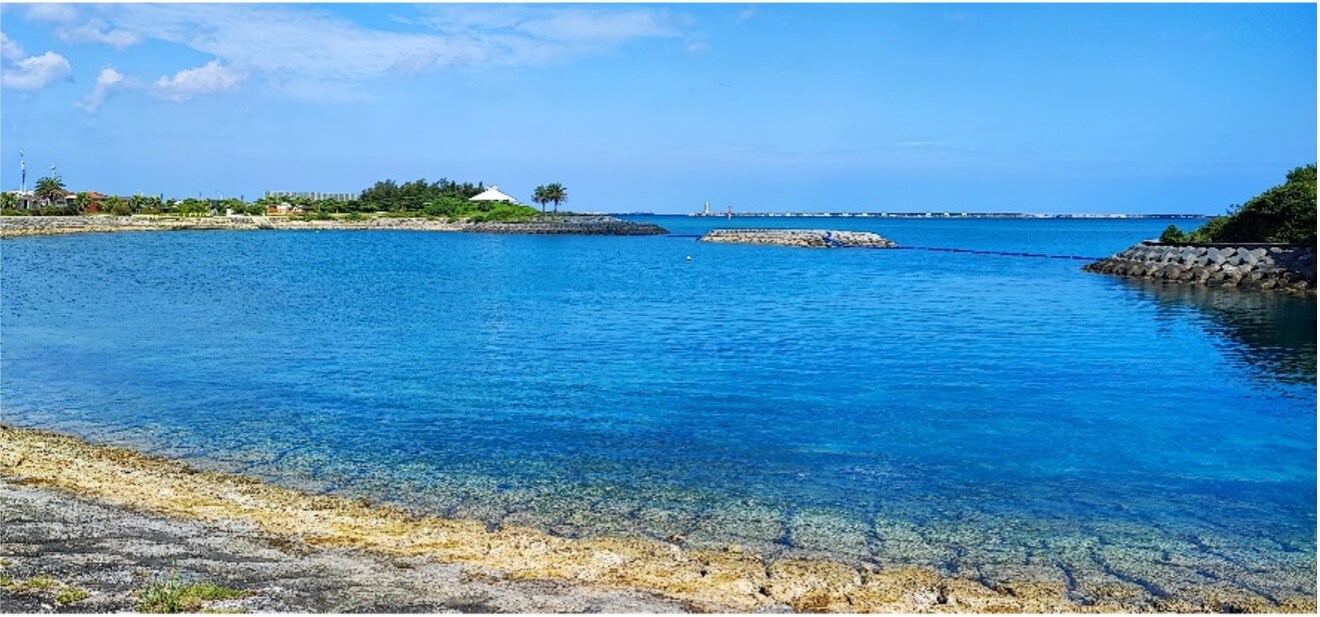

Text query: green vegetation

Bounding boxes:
[532,183,568,214]
[23,576,58,590]
[0,573,89,604]
[136,574,245,614]
[33,176,67,205]
[55,587,90,604]
[3,175,559,223]
[1162,164,1316,245]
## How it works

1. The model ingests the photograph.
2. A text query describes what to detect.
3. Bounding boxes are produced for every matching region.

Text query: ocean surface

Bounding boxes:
[2,216,1315,603]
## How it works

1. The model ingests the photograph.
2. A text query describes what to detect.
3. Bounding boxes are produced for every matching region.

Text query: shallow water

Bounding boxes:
[1,217,1314,603]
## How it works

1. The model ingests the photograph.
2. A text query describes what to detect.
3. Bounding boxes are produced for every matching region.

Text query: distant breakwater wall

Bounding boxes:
[463,215,668,235]
[700,229,897,248]
[0,215,665,238]
[1084,241,1315,295]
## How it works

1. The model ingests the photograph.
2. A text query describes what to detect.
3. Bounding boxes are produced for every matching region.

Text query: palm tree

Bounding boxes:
[544,183,568,215]
[34,176,67,206]
[531,185,550,213]
[72,192,91,213]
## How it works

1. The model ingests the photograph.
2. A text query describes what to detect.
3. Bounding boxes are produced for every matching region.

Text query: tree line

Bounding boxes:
[2,175,570,224]
[1161,164,1317,245]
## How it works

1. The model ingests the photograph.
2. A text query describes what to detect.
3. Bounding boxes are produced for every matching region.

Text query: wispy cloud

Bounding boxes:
[58,21,141,49]
[25,3,78,24]
[86,4,685,96]
[0,32,23,62]
[76,67,127,112]
[0,32,72,90]
[153,60,244,102]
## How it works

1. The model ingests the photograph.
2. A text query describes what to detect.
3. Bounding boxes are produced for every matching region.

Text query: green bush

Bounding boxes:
[1159,225,1186,244]
[1166,164,1316,245]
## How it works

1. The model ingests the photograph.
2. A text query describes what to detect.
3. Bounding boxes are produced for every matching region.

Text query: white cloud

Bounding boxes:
[75,67,127,112]
[2,49,72,90]
[0,32,24,61]
[153,60,244,102]
[81,4,685,97]
[59,22,141,49]
[26,4,79,23]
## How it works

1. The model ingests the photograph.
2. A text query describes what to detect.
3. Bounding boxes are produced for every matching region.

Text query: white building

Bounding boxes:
[469,186,516,203]
[264,191,356,202]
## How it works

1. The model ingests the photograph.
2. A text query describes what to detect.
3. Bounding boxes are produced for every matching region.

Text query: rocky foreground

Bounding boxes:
[700,229,897,248]
[0,215,667,238]
[0,479,683,613]
[3,426,1311,614]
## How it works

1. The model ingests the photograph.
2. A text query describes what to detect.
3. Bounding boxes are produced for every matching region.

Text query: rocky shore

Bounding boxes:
[1084,241,1316,295]
[0,479,685,613]
[699,229,897,248]
[2,425,1310,614]
[0,215,666,238]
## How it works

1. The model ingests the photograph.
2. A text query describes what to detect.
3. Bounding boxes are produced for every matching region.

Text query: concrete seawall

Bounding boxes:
[1084,241,1315,295]
[0,215,665,238]
[700,229,897,248]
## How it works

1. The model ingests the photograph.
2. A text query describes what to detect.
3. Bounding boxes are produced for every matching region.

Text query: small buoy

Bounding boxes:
[685,255,692,261]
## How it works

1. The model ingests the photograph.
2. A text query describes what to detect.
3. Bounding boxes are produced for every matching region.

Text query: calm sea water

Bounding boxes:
[2,217,1315,602]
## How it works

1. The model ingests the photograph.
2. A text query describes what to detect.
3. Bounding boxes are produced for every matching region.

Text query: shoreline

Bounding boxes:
[1,425,1312,613]
[0,215,666,238]
[0,478,686,613]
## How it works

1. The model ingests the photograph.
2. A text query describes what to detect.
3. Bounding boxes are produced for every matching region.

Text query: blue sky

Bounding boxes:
[1,3,1315,213]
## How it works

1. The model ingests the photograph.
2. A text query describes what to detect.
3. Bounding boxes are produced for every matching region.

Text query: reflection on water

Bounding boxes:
[1126,279,1316,386]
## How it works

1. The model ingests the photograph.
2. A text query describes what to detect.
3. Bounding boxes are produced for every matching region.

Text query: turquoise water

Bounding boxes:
[1,217,1314,604]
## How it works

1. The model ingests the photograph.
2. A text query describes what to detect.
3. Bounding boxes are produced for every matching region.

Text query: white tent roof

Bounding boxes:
[469,186,516,202]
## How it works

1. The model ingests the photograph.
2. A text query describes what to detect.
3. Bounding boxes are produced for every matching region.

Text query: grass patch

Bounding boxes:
[23,576,57,590]
[0,576,12,587]
[135,574,245,613]
[55,587,89,604]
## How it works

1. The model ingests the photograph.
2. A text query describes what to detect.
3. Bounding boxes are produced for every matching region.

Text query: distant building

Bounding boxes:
[469,186,516,203]
[264,191,356,202]
[266,202,306,215]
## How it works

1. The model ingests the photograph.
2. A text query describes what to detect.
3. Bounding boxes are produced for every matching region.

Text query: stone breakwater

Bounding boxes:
[463,215,668,235]
[1084,241,1316,294]
[700,229,897,248]
[0,215,666,238]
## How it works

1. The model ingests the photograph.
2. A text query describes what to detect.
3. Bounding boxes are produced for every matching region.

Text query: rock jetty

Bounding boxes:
[699,229,897,248]
[1084,241,1315,295]
[0,215,666,238]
